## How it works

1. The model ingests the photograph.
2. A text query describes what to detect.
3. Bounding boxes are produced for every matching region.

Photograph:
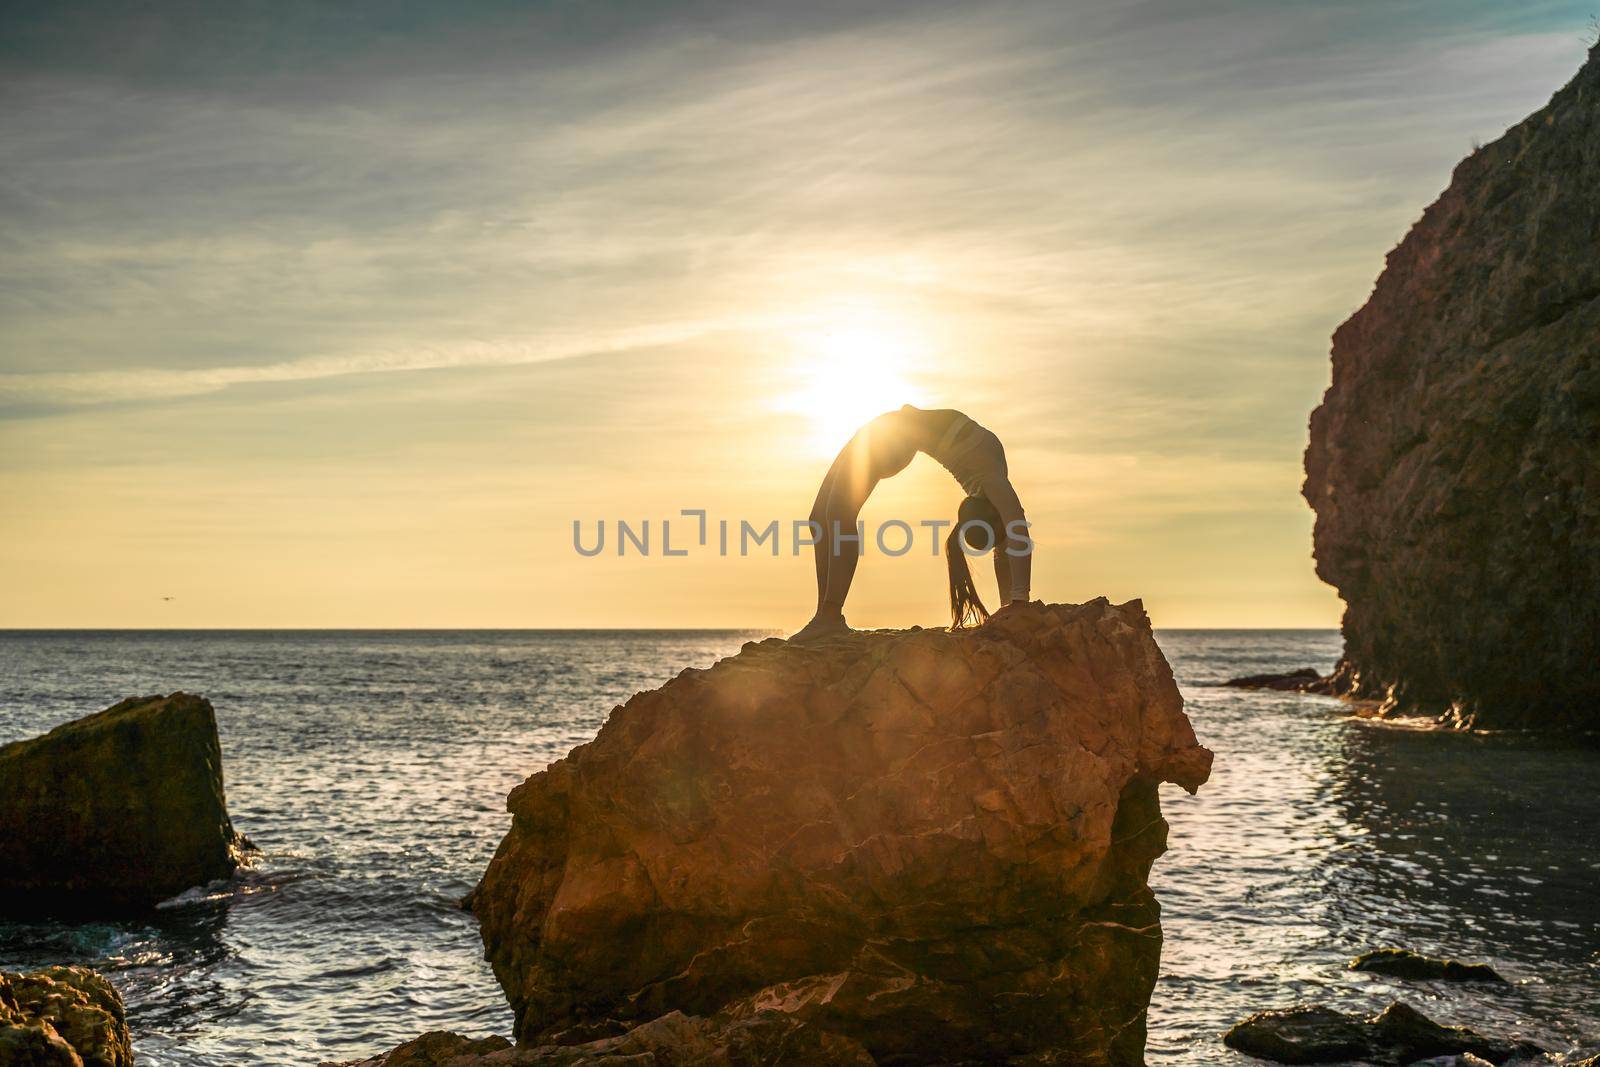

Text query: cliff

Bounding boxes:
[463,599,1212,1066]
[0,966,132,1067]
[0,692,252,914]
[1304,46,1600,729]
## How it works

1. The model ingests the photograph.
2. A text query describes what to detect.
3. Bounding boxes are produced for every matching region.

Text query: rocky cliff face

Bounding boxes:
[468,600,1212,1066]
[0,692,252,914]
[1304,46,1600,730]
[0,966,132,1067]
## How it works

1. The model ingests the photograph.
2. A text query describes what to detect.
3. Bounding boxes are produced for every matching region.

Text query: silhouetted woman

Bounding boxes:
[792,406,1031,640]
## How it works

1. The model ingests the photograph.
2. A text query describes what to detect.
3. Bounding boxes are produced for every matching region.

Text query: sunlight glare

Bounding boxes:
[779,315,930,455]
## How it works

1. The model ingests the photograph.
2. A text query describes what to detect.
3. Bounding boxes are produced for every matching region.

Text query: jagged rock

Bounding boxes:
[469,599,1212,1066]
[1350,948,1506,983]
[1220,668,1336,693]
[1223,1002,1542,1065]
[0,966,132,1067]
[0,692,253,914]
[1303,45,1600,730]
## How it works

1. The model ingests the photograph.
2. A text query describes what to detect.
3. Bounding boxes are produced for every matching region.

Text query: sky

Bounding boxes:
[1,0,1594,629]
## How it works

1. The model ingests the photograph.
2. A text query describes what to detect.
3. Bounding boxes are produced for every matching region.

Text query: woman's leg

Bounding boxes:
[809,471,834,612]
[820,512,863,615]
[794,452,871,639]
[818,450,876,615]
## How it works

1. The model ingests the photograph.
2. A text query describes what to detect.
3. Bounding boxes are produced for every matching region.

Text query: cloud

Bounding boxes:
[0,321,758,407]
[3,0,1586,406]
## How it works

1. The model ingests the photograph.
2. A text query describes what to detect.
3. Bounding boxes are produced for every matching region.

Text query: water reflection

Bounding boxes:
[1150,630,1600,1063]
[1321,723,1600,1055]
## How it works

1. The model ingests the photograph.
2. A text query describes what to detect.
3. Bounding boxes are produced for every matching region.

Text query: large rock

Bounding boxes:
[1303,45,1600,730]
[0,692,252,914]
[0,966,132,1067]
[469,599,1212,1065]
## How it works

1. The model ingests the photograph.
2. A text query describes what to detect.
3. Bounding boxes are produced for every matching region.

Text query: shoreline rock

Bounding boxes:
[466,599,1211,1065]
[0,966,132,1067]
[0,692,254,915]
[1302,45,1600,732]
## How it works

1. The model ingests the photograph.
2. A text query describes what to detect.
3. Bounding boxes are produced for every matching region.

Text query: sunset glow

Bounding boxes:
[1,3,1590,628]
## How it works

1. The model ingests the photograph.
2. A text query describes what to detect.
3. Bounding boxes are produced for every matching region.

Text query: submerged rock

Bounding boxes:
[1350,948,1506,983]
[0,692,252,914]
[0,966,132,1067]
[1224,1001,1542,1065]
[1303,45,1600,731]
[468,599,1212,1065]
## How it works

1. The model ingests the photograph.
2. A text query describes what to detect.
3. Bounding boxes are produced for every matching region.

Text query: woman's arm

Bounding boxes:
[991,547,1015,607]
[984,476,1031,604]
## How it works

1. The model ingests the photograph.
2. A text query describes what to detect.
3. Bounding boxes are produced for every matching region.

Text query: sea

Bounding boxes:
[1,629,1597,1065]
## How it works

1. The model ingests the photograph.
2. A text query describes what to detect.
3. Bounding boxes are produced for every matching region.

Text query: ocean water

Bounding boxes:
[1,629,1596,1066]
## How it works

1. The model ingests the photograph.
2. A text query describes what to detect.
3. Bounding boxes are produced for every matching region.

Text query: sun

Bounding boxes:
[778,316,929,455]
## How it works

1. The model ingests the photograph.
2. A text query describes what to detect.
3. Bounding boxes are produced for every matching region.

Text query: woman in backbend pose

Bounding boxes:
[792,405,1032,641]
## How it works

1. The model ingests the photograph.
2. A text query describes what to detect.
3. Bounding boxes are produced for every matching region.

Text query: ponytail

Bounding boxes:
[946,526,990,630]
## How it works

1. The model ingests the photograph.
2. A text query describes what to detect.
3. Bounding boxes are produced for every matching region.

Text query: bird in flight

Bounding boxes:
[161,596,175,601]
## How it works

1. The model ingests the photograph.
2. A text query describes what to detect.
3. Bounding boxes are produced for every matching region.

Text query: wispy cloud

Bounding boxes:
[3,1,1587,408]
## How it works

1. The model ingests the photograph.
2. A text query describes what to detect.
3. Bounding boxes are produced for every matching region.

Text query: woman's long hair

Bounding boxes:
[947,495,1000,630]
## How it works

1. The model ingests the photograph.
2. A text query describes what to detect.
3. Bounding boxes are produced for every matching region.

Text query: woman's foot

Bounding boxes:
[790,610,851,642]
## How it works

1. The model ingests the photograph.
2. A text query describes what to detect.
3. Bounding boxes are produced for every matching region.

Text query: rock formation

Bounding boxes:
[1303,45,1600,730]
[0,692,252,914]
[466,599,1211,1066]
[0,966,132,1067]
